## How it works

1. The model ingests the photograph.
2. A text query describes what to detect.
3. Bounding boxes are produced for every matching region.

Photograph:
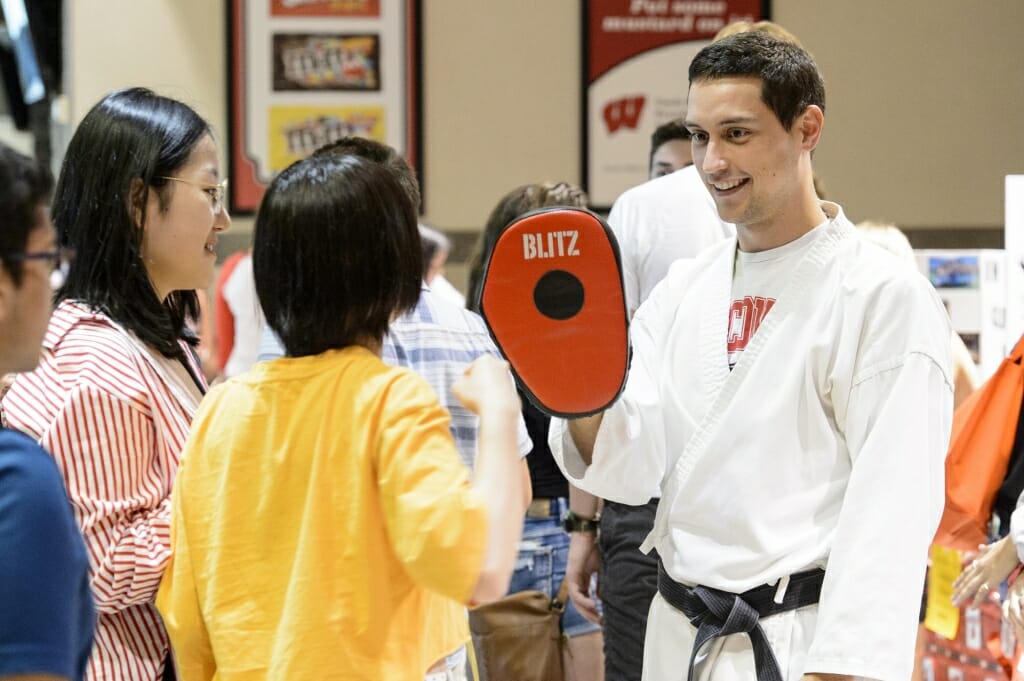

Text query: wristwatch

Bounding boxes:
[561,509,599,534]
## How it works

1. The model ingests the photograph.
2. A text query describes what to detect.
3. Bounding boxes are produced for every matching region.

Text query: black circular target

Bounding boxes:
[533,269,585,321]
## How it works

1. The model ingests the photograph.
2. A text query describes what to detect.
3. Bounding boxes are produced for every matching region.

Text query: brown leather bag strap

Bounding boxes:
[552,575,571,612]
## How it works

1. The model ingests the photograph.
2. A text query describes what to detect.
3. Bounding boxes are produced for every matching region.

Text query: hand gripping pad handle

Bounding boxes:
[477,207,631,417]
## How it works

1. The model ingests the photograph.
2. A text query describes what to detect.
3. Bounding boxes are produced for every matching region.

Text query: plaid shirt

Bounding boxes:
[258,285,531,467]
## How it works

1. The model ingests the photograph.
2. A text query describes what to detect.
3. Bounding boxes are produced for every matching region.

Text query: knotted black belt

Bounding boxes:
[657,561,825,681]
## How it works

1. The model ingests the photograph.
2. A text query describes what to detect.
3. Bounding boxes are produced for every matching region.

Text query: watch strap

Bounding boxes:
[562,509,599,533]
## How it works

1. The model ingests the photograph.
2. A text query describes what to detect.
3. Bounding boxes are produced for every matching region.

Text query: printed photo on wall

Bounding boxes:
[269,105,385,171]
[229,0,419,213]
[272,34,381,91]
[929,256,980,289]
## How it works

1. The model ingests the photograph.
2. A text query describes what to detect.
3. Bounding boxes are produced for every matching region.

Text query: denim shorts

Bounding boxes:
[507,497,601,638]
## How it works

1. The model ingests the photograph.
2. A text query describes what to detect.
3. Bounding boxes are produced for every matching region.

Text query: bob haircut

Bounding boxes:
[253,153,422,357]
[466,181,588,311]
[0,142,53,285]
[52,87,211,359]
[312,136,421,212]
[688,31,825,131]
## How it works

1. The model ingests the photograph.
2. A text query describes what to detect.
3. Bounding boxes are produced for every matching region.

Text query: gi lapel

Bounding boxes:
[642,206,853,556]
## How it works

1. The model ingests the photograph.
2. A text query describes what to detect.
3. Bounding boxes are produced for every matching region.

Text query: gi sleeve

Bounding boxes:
[41,384,173,614]
[805,341,953,678]
[549,267,679,504]
[376,372,489,603]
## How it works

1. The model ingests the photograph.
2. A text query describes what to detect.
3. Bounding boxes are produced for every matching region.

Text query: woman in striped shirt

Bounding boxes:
[3,87,230,680]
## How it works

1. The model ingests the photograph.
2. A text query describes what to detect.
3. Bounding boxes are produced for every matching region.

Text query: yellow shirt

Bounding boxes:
[157,347,489,680]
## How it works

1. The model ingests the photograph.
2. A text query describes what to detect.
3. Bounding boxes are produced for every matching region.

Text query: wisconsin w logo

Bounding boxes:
[603,96,645,134]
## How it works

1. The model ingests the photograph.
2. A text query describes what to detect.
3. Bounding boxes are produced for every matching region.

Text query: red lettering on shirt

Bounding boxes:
[727,296,775,364]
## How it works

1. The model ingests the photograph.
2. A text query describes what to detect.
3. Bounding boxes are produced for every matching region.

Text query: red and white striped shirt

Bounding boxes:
[3,301,204,681]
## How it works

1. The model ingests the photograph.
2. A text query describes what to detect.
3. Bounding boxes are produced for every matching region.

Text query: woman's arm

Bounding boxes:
[42,384,172,612]
[452,356,524,604]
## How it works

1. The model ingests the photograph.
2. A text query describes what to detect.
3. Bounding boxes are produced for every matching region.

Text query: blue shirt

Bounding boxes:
[258,285,531,468]
[0,428,95,680]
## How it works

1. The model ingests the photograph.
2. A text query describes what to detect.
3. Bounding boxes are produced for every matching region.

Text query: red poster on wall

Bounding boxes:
[583,0,769,209]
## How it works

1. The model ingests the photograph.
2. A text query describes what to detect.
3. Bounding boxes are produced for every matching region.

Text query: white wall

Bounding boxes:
[68,0,226,126]
[56,0,1024,245]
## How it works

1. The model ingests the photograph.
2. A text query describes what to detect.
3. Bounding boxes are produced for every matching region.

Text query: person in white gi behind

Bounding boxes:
[550,32,954,681]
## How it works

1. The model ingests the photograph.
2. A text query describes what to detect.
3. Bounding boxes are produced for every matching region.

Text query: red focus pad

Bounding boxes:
[478,207,630,417]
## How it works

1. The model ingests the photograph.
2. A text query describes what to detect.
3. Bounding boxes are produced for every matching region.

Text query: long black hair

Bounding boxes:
[52,87,210,359]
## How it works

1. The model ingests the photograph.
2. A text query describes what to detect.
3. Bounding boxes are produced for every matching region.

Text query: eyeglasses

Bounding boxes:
[5,247,76,289]
[158,176,229,215]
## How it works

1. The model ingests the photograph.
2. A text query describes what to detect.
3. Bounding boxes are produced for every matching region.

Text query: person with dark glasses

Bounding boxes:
[0,141,94,681]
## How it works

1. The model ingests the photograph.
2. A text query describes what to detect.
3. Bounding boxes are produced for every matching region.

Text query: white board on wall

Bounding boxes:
[915,249,1006,381]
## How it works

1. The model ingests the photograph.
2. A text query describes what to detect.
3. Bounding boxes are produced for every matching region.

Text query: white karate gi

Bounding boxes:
[607,165,733,503]
[551,203,954,681]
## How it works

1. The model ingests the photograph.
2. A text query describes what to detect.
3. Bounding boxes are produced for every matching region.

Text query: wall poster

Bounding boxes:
[228,0,420,213]
[583,0,770,210]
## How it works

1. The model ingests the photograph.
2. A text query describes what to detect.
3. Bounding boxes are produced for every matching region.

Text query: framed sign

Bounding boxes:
[228,0,421,214]
[582,0,769,210]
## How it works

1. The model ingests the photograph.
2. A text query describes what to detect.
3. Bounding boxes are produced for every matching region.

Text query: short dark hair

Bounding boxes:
[466,181,588,312]
[688,31,825,131]
[418,224,450,278]
[312,136,421,212]
[52,87,211,359]
[649,119,691,168]
[0,143,53,285]
[253,154,422,357]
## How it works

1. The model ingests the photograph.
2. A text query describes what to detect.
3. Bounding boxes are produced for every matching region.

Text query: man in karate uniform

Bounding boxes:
[550,32,953,681]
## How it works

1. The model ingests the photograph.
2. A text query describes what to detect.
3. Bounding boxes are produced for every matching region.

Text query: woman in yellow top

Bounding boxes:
[157,150,525,679]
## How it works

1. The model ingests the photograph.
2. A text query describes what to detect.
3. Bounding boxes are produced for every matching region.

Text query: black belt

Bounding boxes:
[657,561,825,681]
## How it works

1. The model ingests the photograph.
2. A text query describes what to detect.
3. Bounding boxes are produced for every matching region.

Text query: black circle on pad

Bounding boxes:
[533,270,585,320]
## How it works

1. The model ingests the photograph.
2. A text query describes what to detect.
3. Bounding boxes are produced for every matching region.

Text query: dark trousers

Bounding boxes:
[599,499,659,681]
[163,654,176,681]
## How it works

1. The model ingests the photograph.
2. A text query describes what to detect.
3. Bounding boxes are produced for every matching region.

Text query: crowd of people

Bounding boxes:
[0,17,1019,681]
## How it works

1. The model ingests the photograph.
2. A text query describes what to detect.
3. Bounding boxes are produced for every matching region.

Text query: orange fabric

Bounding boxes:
[933,334,1024,551]
[212,250,247,373]
[479,208,629,417]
